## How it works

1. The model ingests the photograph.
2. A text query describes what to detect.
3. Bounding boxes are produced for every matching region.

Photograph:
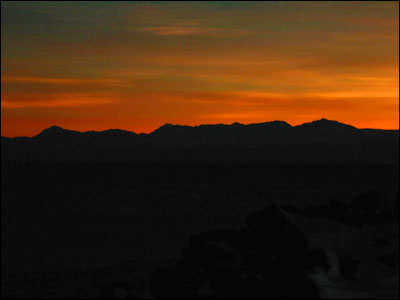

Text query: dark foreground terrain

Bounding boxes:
[1,163,399,298]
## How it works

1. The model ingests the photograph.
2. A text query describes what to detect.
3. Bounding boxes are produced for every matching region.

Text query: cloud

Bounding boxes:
[1,94,113,109]
[1,1,398,136]
[136,25,250,37]
[1,76,124,86]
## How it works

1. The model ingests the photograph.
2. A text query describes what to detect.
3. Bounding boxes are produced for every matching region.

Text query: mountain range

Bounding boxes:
[2,119,399,164]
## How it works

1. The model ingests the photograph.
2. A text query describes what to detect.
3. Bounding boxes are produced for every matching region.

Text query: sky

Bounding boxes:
[1,1,399,137]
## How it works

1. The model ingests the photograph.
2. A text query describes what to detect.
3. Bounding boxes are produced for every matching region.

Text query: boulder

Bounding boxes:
[150,267,180,299]
[350,190,390,215]
[246,205,309,258]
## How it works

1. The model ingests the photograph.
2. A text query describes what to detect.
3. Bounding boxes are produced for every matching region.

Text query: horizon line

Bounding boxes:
[2,118,399,139]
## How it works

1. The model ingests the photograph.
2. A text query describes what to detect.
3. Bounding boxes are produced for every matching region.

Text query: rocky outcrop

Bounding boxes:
[149,206,323,299]
[100,191,399,299]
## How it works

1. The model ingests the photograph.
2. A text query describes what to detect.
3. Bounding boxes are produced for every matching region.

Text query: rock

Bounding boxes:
[149,267,179,299]
[187,229,249,254]
[337,255,360,281]
[377,253,399,269]
[182,240,244,271]
[149,195,398,298]
[300,249,333,274]
[350,190,390,216]
[246,205,309,258]
[150,263,215,298]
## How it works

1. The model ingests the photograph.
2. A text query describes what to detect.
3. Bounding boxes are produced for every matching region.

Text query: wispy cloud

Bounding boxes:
[1,76,125,87]
[1,94,113,109]
[1,1,398,136]
[136,25,250,36]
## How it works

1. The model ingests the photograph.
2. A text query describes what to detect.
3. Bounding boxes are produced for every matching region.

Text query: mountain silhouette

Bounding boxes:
[37,125,72,136]
[2,119,399,163]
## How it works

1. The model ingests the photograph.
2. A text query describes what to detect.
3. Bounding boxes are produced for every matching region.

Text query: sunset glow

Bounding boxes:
[1,1,399,137]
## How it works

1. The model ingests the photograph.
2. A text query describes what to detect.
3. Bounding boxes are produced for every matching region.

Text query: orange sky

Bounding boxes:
[1,1,399,137]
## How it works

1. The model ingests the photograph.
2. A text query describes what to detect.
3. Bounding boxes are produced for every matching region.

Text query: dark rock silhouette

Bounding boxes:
[2,119,399,163]
[186,230,251,259]
[337,255,361,281]
[350,190,390,215]
[148,205,323,299]
[246,205,309,258]
[144,190,399,298]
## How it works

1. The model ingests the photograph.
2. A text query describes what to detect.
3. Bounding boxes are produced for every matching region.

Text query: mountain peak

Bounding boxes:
[155,123,176,130]
[48,125,65,131]
[41,125,66,133]
[315,118,340,124]
[35,125,77,138]
[310,118,336,124]
[268,120,292,127]
[152,123,189,135]
[101,128,137,136]
[298,118,356,129]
